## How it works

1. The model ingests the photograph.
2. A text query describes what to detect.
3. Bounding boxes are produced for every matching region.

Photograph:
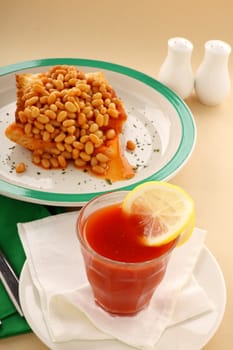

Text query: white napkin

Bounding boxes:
[18,211,214,349]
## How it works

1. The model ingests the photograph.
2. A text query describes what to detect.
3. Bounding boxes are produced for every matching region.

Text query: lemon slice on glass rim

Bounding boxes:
[122,181,195,246]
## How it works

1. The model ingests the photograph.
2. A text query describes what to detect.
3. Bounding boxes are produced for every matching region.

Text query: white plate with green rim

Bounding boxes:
[0,58,196,206]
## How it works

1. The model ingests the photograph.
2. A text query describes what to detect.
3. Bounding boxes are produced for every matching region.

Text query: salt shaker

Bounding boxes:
[195,40,231,106]
[157,37,194,99]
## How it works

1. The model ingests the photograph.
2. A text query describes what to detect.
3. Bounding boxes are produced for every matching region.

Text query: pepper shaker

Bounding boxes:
[157,37,194,99]
[195,40,231,106]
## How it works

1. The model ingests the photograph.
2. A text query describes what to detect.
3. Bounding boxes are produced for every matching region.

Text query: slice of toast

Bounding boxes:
[5,65,135,181]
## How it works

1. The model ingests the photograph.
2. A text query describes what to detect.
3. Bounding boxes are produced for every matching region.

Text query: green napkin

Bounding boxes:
[0,195,65,338]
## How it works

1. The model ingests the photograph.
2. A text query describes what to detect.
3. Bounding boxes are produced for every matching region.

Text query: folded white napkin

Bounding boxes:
[18,211,214,349]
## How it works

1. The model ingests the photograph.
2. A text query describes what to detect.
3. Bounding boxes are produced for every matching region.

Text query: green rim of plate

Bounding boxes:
[0,58,196,205]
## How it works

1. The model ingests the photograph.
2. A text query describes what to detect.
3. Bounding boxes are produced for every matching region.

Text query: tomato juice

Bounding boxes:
[77,191,177,315]
[84,203,175,263]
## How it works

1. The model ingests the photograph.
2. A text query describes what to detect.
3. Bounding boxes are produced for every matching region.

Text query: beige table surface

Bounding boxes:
[0,0,232,349]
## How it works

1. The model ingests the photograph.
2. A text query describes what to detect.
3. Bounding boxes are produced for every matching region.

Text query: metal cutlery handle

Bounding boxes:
[0,250,24,316]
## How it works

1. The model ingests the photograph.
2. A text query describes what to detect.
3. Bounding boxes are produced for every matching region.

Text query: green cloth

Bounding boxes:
[0,195,65,338]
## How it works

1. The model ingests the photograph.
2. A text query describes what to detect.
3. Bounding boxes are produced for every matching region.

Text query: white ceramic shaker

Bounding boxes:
[157,37,194,99]
[195,40,232,106]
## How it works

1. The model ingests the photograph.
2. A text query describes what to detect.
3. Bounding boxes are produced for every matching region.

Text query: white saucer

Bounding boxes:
[19,246,226,350]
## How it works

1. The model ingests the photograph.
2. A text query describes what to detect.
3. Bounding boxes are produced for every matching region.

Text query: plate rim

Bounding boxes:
[0,58,196,205]
[19,245,226,350]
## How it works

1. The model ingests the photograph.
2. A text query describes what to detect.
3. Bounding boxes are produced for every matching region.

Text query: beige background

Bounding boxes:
[0,0,233,349]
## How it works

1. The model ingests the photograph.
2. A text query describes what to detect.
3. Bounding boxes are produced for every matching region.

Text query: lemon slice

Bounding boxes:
[122,181,195,246]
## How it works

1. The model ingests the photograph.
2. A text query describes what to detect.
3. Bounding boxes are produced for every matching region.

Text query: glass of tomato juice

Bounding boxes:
[76,191,177,316]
